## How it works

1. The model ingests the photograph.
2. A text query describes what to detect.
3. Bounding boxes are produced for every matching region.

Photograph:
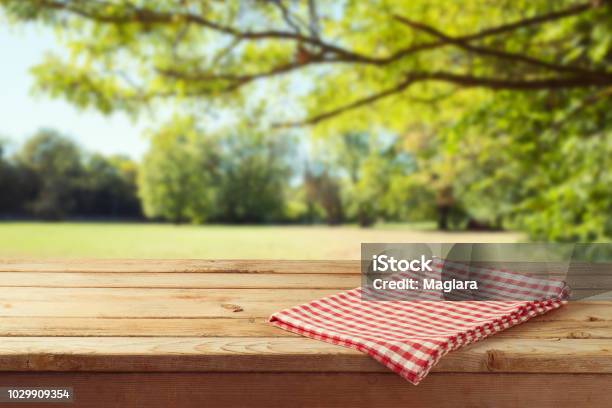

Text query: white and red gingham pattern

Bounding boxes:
[269,260,569,385]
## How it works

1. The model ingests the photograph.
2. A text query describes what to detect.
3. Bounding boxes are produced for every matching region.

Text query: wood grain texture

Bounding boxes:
[0,287,341,317]
[2,259,608,273]
[0,272,358,288]
[0,317,289,337]
[1,372,611,408]
[0,259,361,273]
[0,336,610,373]
[0,271,609,289]
[530,301,612,322]
[0,316,612,339]
[0,286,609,318]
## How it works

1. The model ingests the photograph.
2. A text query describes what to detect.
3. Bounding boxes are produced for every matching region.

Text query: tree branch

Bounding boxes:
[422,71,612,89]
[394,15,612,79]
[278,71,612,127]
[156,58,325,91]
[307,0,320,39]
[274,76,416,127]
[158,0,611,99]
[36,0,377,64]
[270,0,305,34]
[378,1,597,65]
[31,0,602,70]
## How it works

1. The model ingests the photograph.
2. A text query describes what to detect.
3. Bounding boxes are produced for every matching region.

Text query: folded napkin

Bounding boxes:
[269,260,569,384]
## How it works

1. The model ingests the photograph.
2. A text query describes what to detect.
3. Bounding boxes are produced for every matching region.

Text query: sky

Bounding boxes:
[0,24,148,159]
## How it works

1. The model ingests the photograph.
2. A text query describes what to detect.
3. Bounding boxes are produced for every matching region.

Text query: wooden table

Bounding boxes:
[0,260,610,407]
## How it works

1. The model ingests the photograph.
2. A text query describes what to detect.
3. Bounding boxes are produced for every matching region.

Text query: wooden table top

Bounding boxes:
[0,259,610,376]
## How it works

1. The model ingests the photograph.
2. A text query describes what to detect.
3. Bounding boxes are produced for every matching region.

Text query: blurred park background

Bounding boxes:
[0,1,610,259]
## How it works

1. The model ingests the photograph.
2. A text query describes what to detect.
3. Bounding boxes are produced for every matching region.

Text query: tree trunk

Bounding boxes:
[437,205,450,230]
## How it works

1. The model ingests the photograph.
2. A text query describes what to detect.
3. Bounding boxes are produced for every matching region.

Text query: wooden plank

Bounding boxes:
[1,372,610,408]
[0,259,361,274]
[499,320,612,339]
[0,287,340,317]
[2,259,608,274]
[0,287,609,318]
[0,337,609,373]
[530,301,612,322]
[1,316,612,339]
[0,272,358,289]
[0,271,610,289]
[0,317,290,337]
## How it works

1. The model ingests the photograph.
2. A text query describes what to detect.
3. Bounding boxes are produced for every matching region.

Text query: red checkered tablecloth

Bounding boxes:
[269,260,568,384]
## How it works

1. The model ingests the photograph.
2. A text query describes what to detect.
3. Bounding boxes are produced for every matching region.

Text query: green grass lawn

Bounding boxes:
[0,222,523,259]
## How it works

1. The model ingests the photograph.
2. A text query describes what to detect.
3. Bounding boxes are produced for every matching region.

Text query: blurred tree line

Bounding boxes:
[1,0,611,241]
[0,130,141,219]
[0,127,434,226]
